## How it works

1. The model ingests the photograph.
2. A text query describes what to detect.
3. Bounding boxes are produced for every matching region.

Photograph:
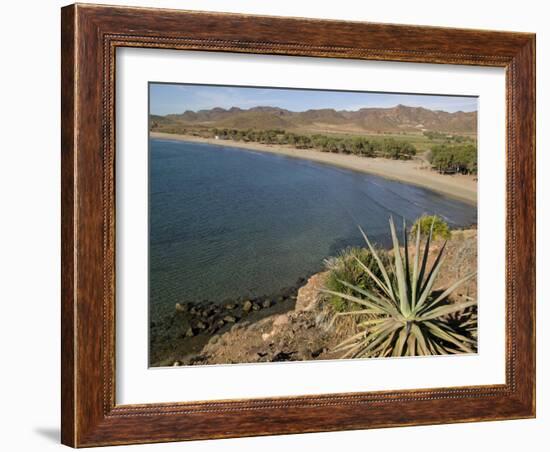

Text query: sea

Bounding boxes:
[149,138,477,320]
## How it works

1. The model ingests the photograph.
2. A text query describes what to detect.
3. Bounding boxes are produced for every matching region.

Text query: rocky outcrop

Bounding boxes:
[150,287,300,366]
[177,272,343,366]
[295,271,328,312]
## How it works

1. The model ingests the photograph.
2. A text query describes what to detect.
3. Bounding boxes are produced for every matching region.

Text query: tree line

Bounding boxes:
[151,123,477,172]
[428,144,477,175]
[423,131,474,144]
[208,128,417,160]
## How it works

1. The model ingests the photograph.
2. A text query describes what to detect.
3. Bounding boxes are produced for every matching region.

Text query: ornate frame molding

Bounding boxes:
[62,4,535,447]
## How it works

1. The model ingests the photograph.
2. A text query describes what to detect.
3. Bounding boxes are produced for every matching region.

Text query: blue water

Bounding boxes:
[149,139,477,319]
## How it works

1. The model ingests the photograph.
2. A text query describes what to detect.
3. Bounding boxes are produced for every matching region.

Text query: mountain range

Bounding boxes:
[150,104,477,135]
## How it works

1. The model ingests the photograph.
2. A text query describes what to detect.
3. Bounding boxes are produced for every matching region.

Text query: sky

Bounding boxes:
[150,83,478,116]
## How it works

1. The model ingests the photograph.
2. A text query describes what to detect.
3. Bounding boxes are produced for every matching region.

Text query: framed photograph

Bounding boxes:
[61,3,535,447]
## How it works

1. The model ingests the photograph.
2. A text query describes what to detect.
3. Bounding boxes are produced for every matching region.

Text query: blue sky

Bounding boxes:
[150,83,478,115]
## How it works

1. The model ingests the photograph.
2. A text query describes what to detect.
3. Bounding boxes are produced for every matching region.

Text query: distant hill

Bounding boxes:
[151,104,477,135]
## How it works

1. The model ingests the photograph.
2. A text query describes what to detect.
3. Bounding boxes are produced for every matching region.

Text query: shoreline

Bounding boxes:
[151,228,477,366]
[150,285,301,366]
[150,132,477,205]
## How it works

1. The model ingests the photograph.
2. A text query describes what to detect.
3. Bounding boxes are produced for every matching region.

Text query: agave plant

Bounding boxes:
[322,217,477,358]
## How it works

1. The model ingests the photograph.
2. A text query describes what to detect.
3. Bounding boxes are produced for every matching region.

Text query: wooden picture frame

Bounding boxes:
[61,3,536,447]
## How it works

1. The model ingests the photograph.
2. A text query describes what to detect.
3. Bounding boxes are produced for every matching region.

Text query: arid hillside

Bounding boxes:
[151,104,477,135]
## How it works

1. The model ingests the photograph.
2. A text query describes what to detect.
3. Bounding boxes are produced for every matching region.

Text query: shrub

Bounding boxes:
[429,143,477,174]
[412,215,451,240]
[324,247,390,312]
[323,218,477,358]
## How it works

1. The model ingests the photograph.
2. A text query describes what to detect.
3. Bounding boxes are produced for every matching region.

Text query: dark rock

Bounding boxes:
[175,302,187,312]
[262,299,272,308]
[311,348,325,358]
[185,327,195,337]
[272,351,296,362]
[189,354,207,365]
[196,321,207,330]
[280,287,292,296]
[252,303,261,311]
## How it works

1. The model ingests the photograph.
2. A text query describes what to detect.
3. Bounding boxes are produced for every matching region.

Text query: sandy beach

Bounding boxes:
[150,132,477,205]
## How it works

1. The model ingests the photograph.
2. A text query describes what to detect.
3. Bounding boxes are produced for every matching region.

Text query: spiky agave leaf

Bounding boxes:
[389,217,410,317]
[410,222,422,309]
[328,217,477,358]
[358,225,396,303]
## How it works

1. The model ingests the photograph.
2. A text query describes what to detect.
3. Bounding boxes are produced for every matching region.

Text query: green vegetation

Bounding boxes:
[412,215,451,240]
[428,143,477,175]
[423,131,474,144]
[208,127,417,159]
[324,247,390,312]
[323,217,477,358]
[151,117,478,168]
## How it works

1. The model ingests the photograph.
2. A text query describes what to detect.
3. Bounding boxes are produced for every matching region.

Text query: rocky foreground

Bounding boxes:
[150,282,304,366]
[151,229,477,367]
